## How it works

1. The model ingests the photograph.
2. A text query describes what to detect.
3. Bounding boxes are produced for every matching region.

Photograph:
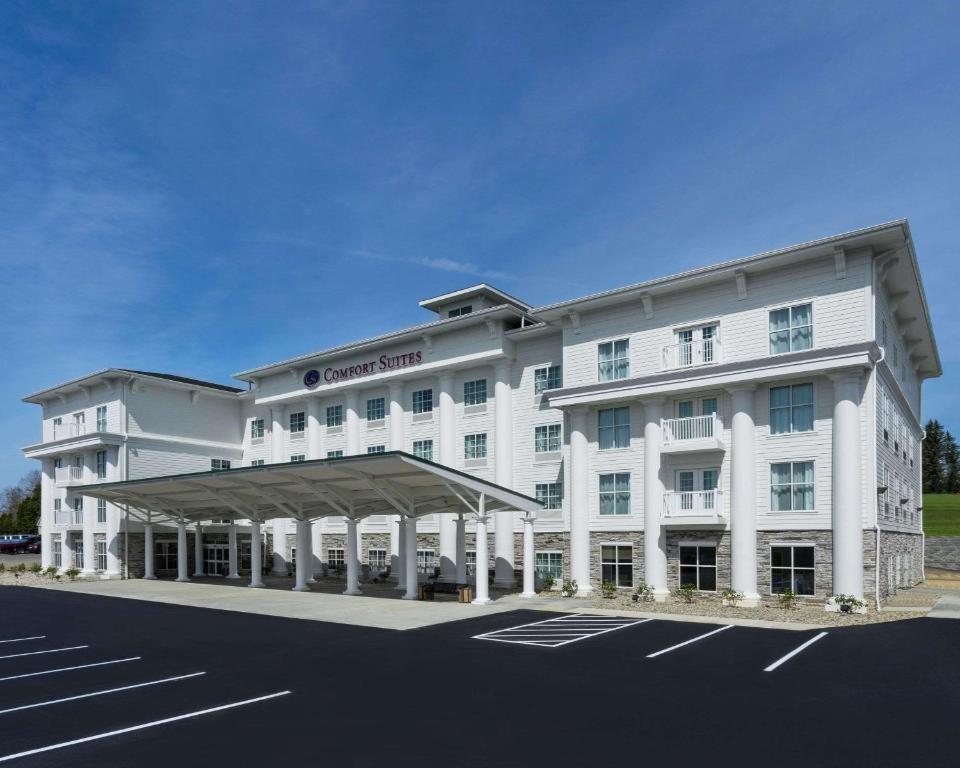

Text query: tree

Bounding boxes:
[946,433,960,495]
[0,471,40,535]
[924,419,947,493]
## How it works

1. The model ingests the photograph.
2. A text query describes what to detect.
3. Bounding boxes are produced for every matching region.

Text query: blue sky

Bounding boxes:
[1,1,958,488]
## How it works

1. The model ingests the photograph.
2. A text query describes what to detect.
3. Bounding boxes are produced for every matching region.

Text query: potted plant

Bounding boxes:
[632,582,653,602]
[721,587,744,608]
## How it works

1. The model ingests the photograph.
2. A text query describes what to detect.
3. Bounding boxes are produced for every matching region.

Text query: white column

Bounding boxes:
[303,520,315,583]
[344,518,362,595]
[729,386,760,605]
[105,449,121,575]
[569,408,591,593]
[643,399,668,600]
[40,459,53,570]
[403,514,418,600]
[390,515,401,584]
[345,390,361,455]
[175,521,189,582]
[227,522,240,579]
[473,494,490,604]
[249,521,264,588]
[455,515,467,584]
[62,531,75,572]
[307,398,323,460]
[293,519,310,591]
[81,454,95,573]
[438,373,458,580]
[271,405,285,463]
[193,523,203,577]
[520,515,536,598]
[831,373,864,599]
[388,382,407,583]
[143,523,156,579]
[311,522,323,579]
[271,518,287,574]
[493,361,515,588]
[394,516,407,590]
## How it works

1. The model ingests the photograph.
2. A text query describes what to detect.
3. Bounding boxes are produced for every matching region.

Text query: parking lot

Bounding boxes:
[0,585,957,767]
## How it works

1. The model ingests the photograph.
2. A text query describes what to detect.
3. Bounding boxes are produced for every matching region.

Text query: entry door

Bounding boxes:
[73,536,85,569]
[204,544,229,576]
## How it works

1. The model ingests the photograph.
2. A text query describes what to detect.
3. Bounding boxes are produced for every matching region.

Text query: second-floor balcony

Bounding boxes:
[54,466,85,486]
[661,338,722,371]
[661,414,725,453]
[662,490,725,525]
[54,508,84,526]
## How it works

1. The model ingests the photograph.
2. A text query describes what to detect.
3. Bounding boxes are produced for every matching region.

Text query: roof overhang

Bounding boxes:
[80,452,542,524]
[418,283,531,312]
[23,369,242,405]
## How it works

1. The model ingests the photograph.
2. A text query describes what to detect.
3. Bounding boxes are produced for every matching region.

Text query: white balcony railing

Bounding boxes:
[661,414,722,445]
[55,466,84,486]
[54,508,83,525]
[663,489,723,519]
[661,338,721,371]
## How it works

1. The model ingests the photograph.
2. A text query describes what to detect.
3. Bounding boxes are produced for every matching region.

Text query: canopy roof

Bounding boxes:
[81,452,542,524]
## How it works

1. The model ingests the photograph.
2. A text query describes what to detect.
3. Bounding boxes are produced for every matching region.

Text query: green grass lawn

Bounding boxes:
[922,494,960,536]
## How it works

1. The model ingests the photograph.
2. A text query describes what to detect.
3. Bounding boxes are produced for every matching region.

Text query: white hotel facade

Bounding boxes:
[23,220,939,607]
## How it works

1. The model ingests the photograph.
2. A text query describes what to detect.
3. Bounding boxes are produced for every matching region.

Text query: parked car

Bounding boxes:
[0,535,40,554]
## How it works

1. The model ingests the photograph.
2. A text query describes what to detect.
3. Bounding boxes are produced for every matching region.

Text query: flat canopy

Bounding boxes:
[81,451,542,525]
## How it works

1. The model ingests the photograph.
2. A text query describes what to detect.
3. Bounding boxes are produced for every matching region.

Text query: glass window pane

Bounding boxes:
[792,326,812,350]
[771,568,791,593]
[698,547,716,566]
[699,568,716,591]
[793,546,814,568]
[680,546,697,565]
[771,463,791,485]
[793,461,814,484]
[770,386,791,408]
[770,408,791,434]
[680,566,698,588]
[617,564,633,587]
[791,303,812,327]
[769,308,790,332]
[771,546,792,568]
[792,383,813,405]
[793,569,815,595]
[793,404,814,432]
[677,401,694,418]
[599,474,614,493]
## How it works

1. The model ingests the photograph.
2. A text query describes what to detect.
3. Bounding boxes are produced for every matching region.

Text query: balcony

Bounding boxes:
[661,414,725,453]
[661,338,722,371]
[54,466,84,487]
[54,508,83,526]
[662,490,726,526]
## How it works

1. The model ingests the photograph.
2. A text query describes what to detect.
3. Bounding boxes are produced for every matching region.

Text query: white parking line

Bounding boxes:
[0,637,46,645]
[0,657,141,683]
[764,632,828,672]
[0,645,88,661]
[475,614,652,648]
[0,690,292,764]
[646,625,733,658]
[0,672,207,715]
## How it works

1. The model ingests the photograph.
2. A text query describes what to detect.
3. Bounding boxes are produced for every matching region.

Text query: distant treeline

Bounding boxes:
[0,471,40,535]
[923,420,960,494]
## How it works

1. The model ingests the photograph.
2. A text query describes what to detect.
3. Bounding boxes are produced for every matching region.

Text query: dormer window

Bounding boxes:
[448,305,473,318]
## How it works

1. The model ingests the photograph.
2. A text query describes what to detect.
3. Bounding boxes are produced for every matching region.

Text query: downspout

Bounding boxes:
[874,346,885,612]
[122,375,134,579]
[920,427,927,584]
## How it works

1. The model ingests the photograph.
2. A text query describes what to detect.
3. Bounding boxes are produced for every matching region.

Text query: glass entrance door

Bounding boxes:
[204,544,229,576]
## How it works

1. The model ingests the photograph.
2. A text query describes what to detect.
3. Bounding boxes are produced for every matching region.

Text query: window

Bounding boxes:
[412,440,434,461]
[251,459,265,467]
[368,548,387,572]
[448,305,472,318]
[327,548,345,568]
[73,538,84,569]
[599,473,631,515]
[675,324,718,367]
[770,462,815,511]
[465,550,477,576]
[412,389,433,414]
[327,450,343,459]
[769,303,813,354]
[417,550,436,575]
[598,339,629,381]
[54,498,62,521]
[534,424,562,453]
[535,482,563,510]
[250,418,265,440]
[598,407,630,450]
[155,541,177,571]
[52,536,62,568]
[464,379,487,406]
[290,454,306,463]
[367,445,386,454]
[769,383,814,434]
[52,417,62,439]
[326,405,343,428]
[97,498,107,524]
[96,405,107,432]
[771,545,815,595]
[366,397,385,422]
[534,365,562,393]
[289,411,305,434]
[679,545,717,591]
[600,545,633,587]
[211,459,231,471]
[465,433,487,460]
[73,412,85,435]
[96,450,107,479]
[535,551,563,583]
[94,535,107,571]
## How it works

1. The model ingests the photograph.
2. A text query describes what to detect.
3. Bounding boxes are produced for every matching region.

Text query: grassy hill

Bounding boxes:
[922,494,960,536]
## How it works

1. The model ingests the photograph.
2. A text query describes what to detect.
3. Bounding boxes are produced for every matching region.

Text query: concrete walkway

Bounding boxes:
[929,593,960,619]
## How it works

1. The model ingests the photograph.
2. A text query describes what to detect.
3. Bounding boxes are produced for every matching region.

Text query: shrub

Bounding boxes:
[43,566,58,577]
[14,563,26,573]
[0,562,6,574]
[64,568,81,581]
[778,589,798,609]
[560,579,578,597]
[673,584,696,604]
[721,587,744,607]
[541,575,556,592]
[28,562,42,574]
[600,580,617,599]
[633,582,654,602]
[833,594,866,612]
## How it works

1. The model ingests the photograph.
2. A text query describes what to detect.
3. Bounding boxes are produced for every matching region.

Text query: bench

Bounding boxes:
[425,581,468,597]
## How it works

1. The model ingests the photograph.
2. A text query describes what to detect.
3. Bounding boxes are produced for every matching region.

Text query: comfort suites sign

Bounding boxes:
[303,350,423,387]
